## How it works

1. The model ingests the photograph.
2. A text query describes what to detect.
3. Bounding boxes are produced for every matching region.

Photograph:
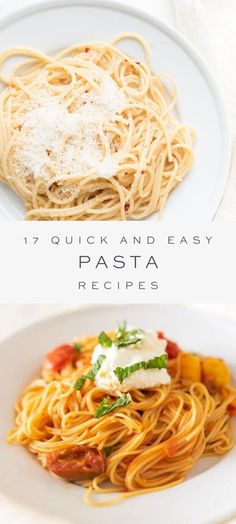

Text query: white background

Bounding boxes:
[0,223,236,303]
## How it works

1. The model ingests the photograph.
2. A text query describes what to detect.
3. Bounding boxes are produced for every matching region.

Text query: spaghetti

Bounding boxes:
[0,33,195,220]
[7,326,236,507]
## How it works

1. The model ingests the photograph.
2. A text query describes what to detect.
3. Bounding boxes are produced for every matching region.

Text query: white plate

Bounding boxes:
[0,304,236,524]
[0,0,231,221]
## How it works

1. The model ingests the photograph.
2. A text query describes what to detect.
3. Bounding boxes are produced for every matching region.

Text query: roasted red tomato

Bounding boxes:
[157,331,180,359]
[47,445,105,481]
[44,344,77,372]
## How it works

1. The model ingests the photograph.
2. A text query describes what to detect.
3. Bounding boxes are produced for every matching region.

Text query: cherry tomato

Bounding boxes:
[47,445,105,481]
[157,331,180,359]
[44,344,77,372]
[228,400,236,416]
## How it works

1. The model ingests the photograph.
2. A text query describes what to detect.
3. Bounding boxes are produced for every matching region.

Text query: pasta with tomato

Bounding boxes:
[7,323,236,506]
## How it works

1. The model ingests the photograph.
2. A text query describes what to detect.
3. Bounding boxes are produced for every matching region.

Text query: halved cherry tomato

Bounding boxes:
[44,344,77,372]
[47,445,105,481]
[157,331,181,359]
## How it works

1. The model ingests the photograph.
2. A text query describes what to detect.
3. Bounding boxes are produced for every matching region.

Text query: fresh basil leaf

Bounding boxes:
[74,342,82,353]
[73,376,85,390]
[95,393,131,418]
[115,322,143,348]
[73,354,106,390]
[115,321,127,340]
[116,336,142,348]
[98,331,112,347]
[89,354,106,377]
[97,323,143,350]
[114,354,168,384]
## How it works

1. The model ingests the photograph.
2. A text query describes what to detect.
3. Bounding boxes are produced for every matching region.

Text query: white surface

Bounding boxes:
[173,0,236,221]
[0,0,231,221]
[0,304,236,524]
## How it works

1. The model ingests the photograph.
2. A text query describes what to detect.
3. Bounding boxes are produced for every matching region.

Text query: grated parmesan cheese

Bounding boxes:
[11,73,127,183]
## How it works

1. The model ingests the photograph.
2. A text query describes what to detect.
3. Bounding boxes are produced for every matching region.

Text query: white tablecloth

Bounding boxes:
[173,0,236,221]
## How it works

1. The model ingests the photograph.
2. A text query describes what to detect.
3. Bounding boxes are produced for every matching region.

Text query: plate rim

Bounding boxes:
[0,0,232,221]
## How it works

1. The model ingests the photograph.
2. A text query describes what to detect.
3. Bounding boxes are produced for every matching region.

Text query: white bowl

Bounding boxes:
[0,0,231,220]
